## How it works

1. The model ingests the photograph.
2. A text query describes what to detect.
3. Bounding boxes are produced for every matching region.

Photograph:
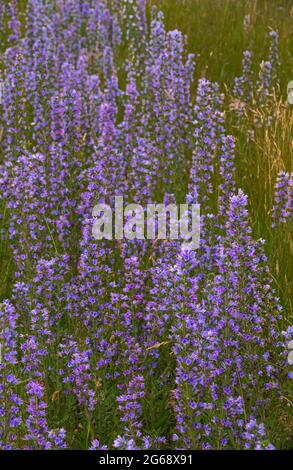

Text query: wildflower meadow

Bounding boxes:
[0,0,292,452]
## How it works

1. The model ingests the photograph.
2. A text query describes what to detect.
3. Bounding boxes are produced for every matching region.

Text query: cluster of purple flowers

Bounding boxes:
[0,0,290,450]
[233,30,280,125]
[171,190,284,449]
[272,171,293,228]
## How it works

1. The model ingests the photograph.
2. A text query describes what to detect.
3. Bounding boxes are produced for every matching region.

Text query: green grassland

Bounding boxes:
[0,0,292,448]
